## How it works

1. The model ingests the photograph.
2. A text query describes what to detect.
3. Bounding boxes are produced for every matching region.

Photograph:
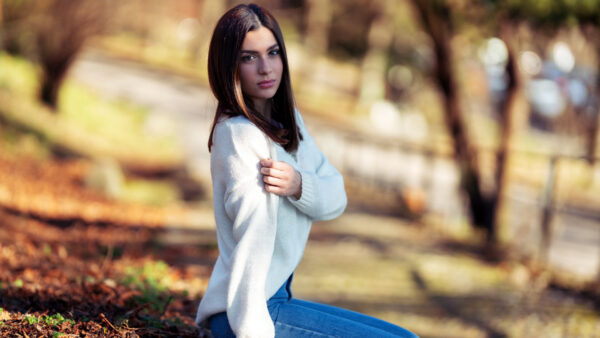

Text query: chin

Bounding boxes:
[257,91,277,100]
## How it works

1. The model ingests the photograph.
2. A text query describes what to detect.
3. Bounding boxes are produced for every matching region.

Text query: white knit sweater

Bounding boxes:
[195,110,347,338]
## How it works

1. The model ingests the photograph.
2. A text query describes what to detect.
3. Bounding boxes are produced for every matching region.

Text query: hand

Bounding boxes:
[260,158,302,199]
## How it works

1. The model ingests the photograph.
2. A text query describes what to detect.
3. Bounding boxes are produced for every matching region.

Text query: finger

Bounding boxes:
[260,167,285,177]
[265,184,285,195]
[260,159,289,171]
[263,175,285,187]
[269,161,292,171]
[260,158,273,167]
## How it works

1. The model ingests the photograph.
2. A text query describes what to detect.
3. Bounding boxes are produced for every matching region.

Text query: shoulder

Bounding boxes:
[294,108,306,129]
[214,115,267,144]
[212,115,270,157]
[293,108,314,145]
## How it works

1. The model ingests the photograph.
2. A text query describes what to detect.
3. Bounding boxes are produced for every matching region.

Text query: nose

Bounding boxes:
[258,57,272,75]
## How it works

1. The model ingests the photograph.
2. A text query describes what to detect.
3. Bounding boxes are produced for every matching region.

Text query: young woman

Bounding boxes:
[195,4,418,338]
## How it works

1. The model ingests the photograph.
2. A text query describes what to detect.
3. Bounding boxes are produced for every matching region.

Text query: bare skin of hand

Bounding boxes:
[260,158,302,200]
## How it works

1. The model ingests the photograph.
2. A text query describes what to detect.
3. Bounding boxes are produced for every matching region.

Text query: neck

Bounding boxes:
[253,99,271,122]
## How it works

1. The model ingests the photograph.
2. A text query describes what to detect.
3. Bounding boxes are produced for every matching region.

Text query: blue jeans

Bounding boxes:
[209,274,418,337]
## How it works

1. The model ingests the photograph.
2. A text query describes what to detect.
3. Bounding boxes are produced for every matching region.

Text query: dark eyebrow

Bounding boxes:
[240,43,279,54]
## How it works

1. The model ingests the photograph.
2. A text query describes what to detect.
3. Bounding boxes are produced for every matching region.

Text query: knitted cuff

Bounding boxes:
[287,170,317,215]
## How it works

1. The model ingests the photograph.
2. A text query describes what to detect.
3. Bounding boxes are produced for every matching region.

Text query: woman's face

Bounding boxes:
[238,26,283,112]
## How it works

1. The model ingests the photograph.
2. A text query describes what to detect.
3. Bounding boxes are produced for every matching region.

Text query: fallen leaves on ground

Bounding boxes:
[0,152,197,227]
[0,208,216,337]
[0,152,217,336]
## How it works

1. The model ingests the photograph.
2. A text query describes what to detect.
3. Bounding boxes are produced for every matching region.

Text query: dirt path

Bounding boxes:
[293,213,600,338]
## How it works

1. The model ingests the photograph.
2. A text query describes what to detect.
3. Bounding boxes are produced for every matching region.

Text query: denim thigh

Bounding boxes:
[272,299,418,338]
[282,298,418,338]
[208,312,236,338]
[208,276,292,337]
[209,274,418,338]
[268,276,417,337]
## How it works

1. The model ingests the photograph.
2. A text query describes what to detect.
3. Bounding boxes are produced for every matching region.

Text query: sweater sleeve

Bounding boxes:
[212,120,278,338]
[286,111,347,221]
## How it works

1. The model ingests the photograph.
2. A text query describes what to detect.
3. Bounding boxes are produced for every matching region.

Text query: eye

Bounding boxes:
[269,49,281,56]
[241,54,256,62]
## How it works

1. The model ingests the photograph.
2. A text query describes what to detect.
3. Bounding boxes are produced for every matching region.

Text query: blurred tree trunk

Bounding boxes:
[494,23,528,243]
[303,0,331,55]
[39,51,76,109]
[581,25,600,180]
[0,0,3,50]
[589,35,600,164]
[358,0,393,108]
[2,0,32,55]
[590,75,600,162]
[411,0,497,242]
[135,0,151,49]
[589,43,600,180]
[35,0,108,108]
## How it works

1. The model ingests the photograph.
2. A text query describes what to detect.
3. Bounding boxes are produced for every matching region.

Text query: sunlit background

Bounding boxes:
[0,0,599,337]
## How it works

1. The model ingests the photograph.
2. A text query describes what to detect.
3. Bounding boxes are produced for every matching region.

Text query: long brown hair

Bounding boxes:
[207,3,302,152]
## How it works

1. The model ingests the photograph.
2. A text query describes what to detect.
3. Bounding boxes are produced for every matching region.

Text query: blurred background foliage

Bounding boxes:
[1,0,600,257]
[0,0,599,240]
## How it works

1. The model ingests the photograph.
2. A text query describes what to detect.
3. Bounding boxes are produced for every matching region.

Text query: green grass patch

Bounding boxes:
[42,243,52,256]
[120,178,180,205]
[58,82,177,157]
[415,252,507,295]
[0,52,183,172]
[0,123,52,159]
[0,53,39,98]
[24,314,38,325]
[120,261,174,312]
[23,313,74,328]
[121,260,170,292]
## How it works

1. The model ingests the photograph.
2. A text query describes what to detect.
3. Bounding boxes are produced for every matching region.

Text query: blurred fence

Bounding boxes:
[503,151,600,281]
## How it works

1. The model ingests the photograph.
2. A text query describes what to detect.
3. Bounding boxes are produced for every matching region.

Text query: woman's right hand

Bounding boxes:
[260,158,302,200]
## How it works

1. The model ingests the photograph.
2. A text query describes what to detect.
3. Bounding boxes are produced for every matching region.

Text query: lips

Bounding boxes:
[258,79,276,89]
